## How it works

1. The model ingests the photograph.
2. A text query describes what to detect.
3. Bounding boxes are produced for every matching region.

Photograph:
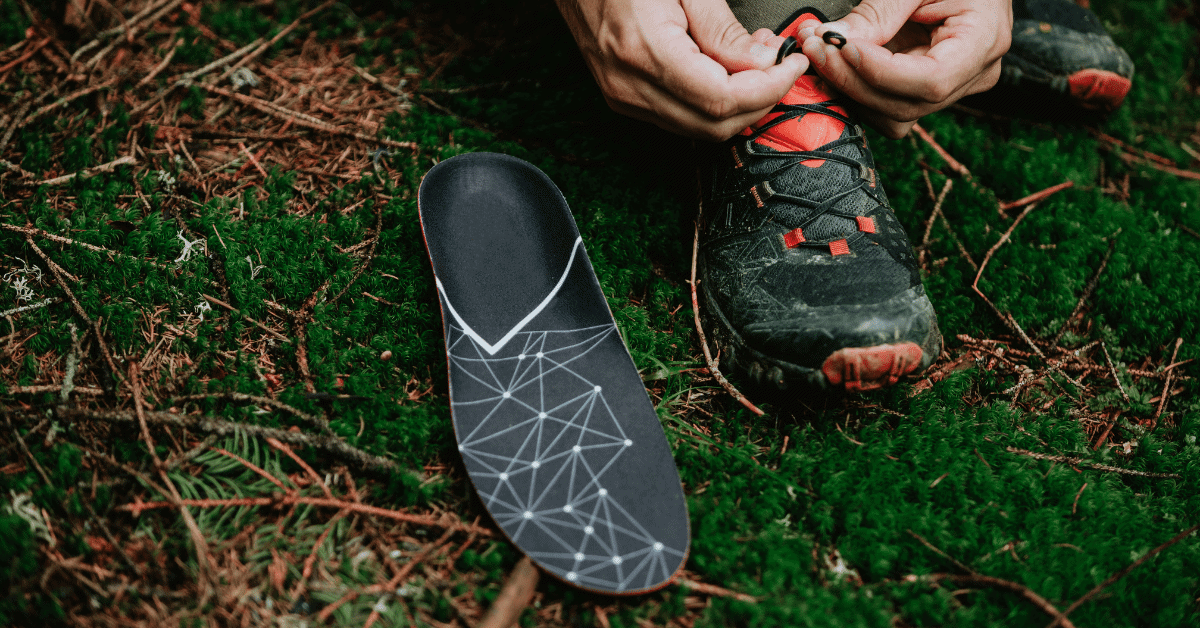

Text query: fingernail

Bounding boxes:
[842,41,862,68]
[797,26,817,41]
[822,31,847,49]
[751,43,776,67]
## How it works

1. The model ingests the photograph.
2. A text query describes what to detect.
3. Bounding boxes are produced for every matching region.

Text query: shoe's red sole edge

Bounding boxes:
[1067,69,1131,110]
[822,343,926,392]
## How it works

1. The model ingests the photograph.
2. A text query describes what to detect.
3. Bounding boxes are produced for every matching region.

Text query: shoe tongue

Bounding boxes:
[743,10,848,153]
[746,75,847,153]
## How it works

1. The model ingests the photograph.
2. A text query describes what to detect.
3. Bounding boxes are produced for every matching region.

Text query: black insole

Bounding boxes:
[418,152,690,595]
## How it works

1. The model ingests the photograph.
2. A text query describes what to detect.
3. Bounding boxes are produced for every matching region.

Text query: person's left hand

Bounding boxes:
[796,0,1012,138]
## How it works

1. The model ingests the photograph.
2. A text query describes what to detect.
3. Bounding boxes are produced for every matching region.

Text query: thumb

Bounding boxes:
[681,0,778,71]
[819,0,924,46]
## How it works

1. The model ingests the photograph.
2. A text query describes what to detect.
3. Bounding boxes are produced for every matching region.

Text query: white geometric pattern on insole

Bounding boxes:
[447,322,685,592]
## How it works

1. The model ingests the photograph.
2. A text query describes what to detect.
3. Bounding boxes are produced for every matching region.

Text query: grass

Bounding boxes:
[0,0,1198,625]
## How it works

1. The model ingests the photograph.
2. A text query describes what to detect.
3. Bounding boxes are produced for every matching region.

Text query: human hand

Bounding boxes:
[796,0,1012,139]
[553,0,809,141]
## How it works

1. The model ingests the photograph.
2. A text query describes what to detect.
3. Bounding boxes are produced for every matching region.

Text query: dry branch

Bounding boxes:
[479,557,540,628]
[199,294,290,342]
[52,406,404,475]
[928,574,1077,628]
[24,236,121,388]
[21,155,136,187]
[118,495,493,536]
[1049,239,1115,347]
[197,84,418,150]
[678,578,758,603]
[1043,522,1200,628]
[912,123,971,177]
[689,220,763,416]
[1005,447,1181,479]
[999,180,1074,213]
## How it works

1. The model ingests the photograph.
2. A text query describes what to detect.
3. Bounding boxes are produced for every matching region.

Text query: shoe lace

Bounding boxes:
[738,100,883,247]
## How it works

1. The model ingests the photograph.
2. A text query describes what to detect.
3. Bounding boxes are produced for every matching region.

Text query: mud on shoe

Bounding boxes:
[698,9,941,393]
[1003,0,1134,111]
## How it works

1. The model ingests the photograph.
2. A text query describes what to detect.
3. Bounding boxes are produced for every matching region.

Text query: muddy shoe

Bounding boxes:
[1003,0,1134,110]
[698,10,941,393]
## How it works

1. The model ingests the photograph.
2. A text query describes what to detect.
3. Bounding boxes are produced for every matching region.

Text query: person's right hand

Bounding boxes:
[553,0,809,141]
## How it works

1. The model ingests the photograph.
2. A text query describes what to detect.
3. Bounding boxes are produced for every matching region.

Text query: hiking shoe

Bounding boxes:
[698,9,941,393]
[1002,0,1134,110]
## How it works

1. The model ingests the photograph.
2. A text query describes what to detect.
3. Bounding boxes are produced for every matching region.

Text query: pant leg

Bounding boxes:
[727,0,860,34]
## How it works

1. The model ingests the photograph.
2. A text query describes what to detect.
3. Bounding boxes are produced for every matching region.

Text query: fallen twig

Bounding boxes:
[919,178,953,268]
[1152,337,1184,426]
[678,578,758,603]
[200,294,289,342]
[912,123,971,177]
[130,360,215,589]
[21,155,136,187]
[971,203,1045,358]
[218,0,337,82]
[1049,239,1115,347]
[924,574,1077,628]
[51,406,404,475]
[999,180,1074,213]
[1005,446,1181,479]
[1117,151,1200,181]
[118,494,492,535]
[907,530,976,575]
[170,391,331,435]
[317,528,459,622]
[197,83,418,150]
[690,220,763,416]
[0,297,59,318]
[1043,522,1200,628]
[479,557,539,628]
[1100,342,1131,404]
[24,237,121,389]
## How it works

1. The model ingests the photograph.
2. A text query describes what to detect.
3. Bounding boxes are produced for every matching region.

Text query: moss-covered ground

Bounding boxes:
[1,0,1198,625]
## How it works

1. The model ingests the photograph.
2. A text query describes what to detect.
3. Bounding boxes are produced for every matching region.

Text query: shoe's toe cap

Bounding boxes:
[741,286,941,386]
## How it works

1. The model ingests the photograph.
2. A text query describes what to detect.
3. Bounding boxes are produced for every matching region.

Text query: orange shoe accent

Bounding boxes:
[821,342,924,392]
[856,216,875,233]
[782,227,806,248]
[741,76,847,166]
[828,239,850,256]
[1067,69,1131,110]
[777,12,815,39]
[738,13,847,167]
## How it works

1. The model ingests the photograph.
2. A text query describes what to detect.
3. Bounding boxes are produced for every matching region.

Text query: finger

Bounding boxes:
[817,0,923,45]
[751,28,774,44]
[610,75,803,142]
[849,103,917,140]
[839,33,987,103]
[681,0,777,71]
[802,35,928,120]
[795,18,823,42]
[654,27,810,121]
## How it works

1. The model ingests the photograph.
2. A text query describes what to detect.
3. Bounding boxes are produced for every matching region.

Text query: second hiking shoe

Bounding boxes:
[1003,0,1134,110]
[698,9,941,393]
